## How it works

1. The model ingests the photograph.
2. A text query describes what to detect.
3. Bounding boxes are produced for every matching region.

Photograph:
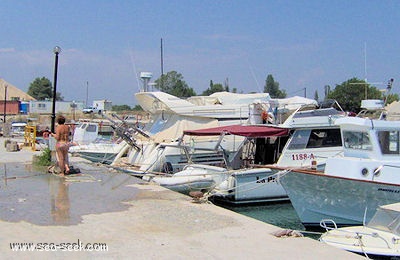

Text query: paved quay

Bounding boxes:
[0,137,363,259]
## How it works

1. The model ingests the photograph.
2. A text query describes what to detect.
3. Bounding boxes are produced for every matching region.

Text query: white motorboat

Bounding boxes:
[182,123,290,202]
[69,121,129,165]
[114,76,317,195]
[319,203,400,259]
[71,121,99,145]
[142,164,228,195]
[121,89,317,174]
[139,124,289,195]
[277,115,400,230]
[205,102,346,205]
[123,91,271,172]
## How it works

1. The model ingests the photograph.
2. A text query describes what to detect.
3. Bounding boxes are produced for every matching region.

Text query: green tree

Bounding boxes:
[201,80,226,95]
[132,105,143,111]
[27,77,63,100]
[327,78,382,113]
[154,71,196,97]
[112,104,132,111]
[264,74,286,98]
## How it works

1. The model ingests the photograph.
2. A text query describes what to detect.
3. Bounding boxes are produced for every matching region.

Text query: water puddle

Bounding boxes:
[0,162,141,226]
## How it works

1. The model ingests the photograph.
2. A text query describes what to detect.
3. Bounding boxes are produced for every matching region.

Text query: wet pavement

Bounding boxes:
[0,162,141,226]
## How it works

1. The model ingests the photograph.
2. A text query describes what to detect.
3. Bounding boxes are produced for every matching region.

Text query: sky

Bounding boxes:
[0,0,399,106]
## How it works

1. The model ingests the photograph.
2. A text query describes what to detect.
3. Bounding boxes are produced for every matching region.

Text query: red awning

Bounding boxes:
[183,124,289,137]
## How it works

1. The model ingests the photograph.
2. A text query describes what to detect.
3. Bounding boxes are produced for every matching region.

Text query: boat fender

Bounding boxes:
[261,110,269,123]
[261,110,275,124]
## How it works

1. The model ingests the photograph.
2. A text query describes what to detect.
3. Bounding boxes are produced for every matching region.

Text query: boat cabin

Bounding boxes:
[183,124,290,170]
[336,117,400,159]
[276,106,346,167]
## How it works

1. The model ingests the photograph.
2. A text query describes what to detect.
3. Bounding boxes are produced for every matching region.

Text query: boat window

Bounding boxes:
[343,131,372,150]
[287,130,310,150]
[288,129,342,150]
[377,131,400,155]
[147,113,171,135]
[86,124,97,132]
[368,208,400,236]
[148,119,168,135]
[306,129,342,148]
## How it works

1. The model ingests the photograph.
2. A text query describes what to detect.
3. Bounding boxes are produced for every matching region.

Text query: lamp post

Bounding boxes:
[70,101,77,121]
[51,46,61,133]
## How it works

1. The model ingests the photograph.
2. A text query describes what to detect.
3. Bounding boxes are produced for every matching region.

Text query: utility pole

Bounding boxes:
[160,38,164,76]
[3,84,7,123]
[86,81,89,107]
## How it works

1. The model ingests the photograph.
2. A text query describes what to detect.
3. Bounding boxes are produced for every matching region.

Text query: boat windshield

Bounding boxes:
[367,208,400,236]
[85,124,97,132]
[377,131,400,155]
[287,128,341,150]
[343,131,372,150]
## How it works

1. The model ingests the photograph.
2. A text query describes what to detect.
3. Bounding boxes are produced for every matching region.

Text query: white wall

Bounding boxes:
[29,101,85,114]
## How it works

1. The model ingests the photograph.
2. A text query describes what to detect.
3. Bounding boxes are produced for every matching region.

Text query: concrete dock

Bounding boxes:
[0,137,363,259]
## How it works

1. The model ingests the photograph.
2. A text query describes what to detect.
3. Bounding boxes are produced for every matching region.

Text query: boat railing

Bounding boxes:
[372,164,400,180]
[99,112,150,151]
[320,219,393,250]
[134,142,230,174]
[160,142,229,167]
[319,219,338,231]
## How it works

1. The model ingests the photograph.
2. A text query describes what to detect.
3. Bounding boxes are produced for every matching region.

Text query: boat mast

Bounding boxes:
[161,38,164,76]
[364,42,367,99]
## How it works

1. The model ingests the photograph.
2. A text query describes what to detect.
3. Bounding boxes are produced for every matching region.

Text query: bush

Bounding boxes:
[34,148,52,166]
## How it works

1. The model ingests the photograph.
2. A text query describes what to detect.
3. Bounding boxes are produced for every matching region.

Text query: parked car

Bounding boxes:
[82,107,101,114]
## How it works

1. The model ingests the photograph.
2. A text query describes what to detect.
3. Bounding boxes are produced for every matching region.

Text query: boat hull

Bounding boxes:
[279,170,400,230]
[69,142,127,165]
[210,168,288,205]
[157,179,217,195]
[77,151,118,165]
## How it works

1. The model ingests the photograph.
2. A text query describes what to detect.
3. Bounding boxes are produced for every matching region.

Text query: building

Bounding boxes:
[1,78,85,116]
[92,100,112,112]
[0,78,36,117]
[29,100,85,114]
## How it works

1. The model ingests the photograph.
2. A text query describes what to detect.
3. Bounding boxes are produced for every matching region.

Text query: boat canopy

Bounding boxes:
[183,124,289,137]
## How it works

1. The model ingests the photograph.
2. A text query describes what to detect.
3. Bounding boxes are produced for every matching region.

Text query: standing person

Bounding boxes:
[52,115,71,175]
[42,127,51,146]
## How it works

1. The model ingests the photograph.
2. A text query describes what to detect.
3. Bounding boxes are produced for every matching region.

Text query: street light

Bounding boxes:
[70,101,77,121]
[51,46,61,133]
